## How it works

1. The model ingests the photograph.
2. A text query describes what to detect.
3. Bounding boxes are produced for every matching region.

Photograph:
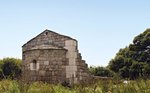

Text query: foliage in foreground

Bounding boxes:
[0,79,150,93]
[108,29,150,79]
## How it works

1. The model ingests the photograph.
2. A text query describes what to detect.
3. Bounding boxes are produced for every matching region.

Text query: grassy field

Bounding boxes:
[0,79,150,93]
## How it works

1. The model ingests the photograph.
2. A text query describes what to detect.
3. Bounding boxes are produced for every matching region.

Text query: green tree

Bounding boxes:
[108,29,150,79]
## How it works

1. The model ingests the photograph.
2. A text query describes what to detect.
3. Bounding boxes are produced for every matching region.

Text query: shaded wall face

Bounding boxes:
[22,31,73,52]
[22,49,68,83]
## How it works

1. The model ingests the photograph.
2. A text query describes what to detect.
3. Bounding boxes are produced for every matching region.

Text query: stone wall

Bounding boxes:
[22,49,68,84]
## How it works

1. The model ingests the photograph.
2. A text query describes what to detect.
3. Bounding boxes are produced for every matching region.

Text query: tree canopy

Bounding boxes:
[108,29,150,79]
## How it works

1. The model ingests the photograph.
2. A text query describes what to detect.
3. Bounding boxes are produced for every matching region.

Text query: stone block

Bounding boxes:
[65,40,77,46]
[66,52,77,58]
[39,70,46,76]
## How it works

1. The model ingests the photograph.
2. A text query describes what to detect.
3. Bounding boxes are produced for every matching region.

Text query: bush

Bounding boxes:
[89,66,114,77]
[0,58,21,79]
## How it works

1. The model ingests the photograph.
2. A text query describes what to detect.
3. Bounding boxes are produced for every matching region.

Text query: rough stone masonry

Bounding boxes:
[22,29,91,84]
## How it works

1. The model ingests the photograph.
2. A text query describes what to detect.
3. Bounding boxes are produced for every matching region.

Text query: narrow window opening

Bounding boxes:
[32,60,37,70]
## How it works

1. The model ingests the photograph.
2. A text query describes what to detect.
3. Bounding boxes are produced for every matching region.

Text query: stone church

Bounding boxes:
[22,29,91,84]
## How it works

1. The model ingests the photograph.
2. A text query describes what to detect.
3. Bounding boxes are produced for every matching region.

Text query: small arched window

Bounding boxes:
[30,59,39,70]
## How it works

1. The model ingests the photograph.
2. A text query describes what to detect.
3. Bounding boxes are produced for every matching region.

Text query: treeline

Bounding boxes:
[0,57,114,79]
[90,29,150,80]
[0,58,21,79]
[89,66,114,77]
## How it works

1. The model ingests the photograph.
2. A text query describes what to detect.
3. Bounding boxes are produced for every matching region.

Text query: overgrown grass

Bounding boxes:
[0,79,150,93]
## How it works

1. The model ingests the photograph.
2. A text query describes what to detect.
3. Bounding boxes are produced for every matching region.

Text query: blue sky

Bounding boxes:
[0,0,150,66]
